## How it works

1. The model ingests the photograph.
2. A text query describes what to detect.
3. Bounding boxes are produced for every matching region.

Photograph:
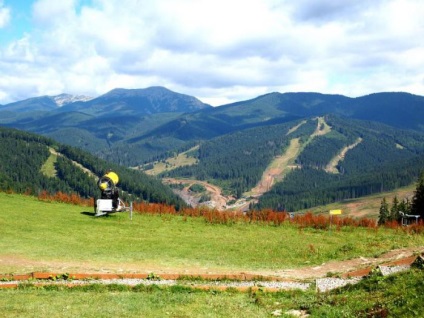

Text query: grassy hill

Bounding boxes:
[1,192,423,274]
[301,184,416,219]
[1,193,424,317]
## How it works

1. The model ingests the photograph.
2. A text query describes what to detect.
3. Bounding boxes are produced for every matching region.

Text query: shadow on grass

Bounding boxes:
[81,211,117,217]
[81,211,96,217]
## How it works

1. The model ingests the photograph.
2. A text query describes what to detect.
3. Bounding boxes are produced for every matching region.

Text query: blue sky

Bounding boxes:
[1,1,30,43]
[1,0,424,106]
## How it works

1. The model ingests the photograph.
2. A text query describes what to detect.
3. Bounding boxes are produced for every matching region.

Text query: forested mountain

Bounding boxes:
[0,127,186,209]
[161,115,424,211]
[257,116,424,211]
[58,86,211,116]
[162,119,317,196]
[1,87,424,211]
[2,89,424,167]
[0,94,92,113]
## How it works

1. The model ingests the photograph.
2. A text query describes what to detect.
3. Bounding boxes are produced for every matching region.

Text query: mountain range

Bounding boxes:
[1,87,424,211]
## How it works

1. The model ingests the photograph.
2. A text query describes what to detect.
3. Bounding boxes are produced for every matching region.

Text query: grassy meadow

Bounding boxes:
[2,268,424,317]
[1,192,423,274]
[301,185,416,219]
[1,192,424,317]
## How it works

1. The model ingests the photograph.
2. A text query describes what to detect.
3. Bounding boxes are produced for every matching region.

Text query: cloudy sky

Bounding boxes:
[0,0,423,106]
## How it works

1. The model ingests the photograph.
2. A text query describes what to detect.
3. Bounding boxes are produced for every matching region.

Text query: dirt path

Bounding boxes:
[248,138,301,198]
[1,247,421,281]
[260,247,421,280]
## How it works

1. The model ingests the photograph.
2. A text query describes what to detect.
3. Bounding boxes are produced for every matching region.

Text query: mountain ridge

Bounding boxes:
[0,94,93,113]
[1,87,424,210]
[57,86,212,116]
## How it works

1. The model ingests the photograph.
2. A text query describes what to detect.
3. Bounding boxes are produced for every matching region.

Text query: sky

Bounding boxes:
[0,0,423,106]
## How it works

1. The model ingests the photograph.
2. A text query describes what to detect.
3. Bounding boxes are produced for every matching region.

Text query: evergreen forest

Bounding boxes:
[0,127,186,209]
[162,115,424,211]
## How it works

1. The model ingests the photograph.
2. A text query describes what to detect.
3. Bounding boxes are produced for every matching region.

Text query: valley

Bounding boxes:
[156,116,419,215]
[142,145,199,175]
[2,88,424,212]
[163,178,233,210]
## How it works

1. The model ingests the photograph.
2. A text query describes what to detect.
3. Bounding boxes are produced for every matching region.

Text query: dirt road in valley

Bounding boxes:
[162,178,233,210]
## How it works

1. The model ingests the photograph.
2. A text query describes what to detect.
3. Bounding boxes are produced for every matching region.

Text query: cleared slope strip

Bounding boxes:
[325,138,363,174]
[247,117,331,199]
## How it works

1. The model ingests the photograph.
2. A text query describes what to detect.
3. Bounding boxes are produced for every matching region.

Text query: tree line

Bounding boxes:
[378,171,424,224]
[0,127,186,209]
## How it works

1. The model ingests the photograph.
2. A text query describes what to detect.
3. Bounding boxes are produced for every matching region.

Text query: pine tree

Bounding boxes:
[411,171,424,219]
[378,197,389,225]
[390,196,400,222]
[398,198,411,215]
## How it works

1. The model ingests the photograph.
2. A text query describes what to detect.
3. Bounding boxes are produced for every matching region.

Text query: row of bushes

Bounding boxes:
[28,190,424,233]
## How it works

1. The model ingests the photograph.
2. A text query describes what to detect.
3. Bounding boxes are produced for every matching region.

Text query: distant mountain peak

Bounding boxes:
[52,94,94,107]
[75,86,212,115]
[104,86,191,98]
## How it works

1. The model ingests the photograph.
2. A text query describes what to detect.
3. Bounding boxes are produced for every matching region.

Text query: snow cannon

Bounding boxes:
[97,171,119,192]
[94,171,132,217]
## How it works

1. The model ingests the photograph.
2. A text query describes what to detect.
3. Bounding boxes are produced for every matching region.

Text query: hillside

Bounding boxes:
[0,127,186,209]
[2,89,424,167]
[1,88,424,211]
[55,86,211,118]
[0,94,92,113]
[160,115,424,211]
[1,192,424,317]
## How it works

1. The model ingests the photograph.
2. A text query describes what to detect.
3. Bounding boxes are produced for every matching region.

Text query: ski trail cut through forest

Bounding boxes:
[248,138,301,197]
[44,148,98,180]
[325,138,363,174]
[286,120,307,135]
[311,116,331,138]
[165,117,334,211]
[247,117,331,199]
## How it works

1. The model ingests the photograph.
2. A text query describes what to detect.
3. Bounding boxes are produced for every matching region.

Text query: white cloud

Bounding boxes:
[0,0,10,28]
[0,0,423,105]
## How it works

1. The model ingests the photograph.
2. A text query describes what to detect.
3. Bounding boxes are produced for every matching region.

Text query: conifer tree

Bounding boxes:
[398,198,411,215]
[390,196,400,222]
[378,197,389,225]
[411,171,424,219]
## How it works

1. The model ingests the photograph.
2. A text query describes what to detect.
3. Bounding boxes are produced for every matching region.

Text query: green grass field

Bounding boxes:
[301,185,416,219]
[1,192,423,317]
[2,269,424,317]
[1,192,423,274]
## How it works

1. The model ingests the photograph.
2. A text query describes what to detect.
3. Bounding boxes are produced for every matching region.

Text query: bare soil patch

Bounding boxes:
[163,178,233,210]
[2,247,422,281]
